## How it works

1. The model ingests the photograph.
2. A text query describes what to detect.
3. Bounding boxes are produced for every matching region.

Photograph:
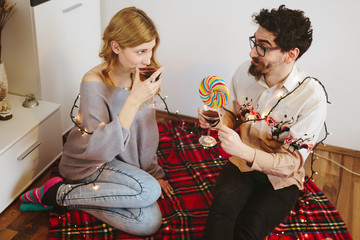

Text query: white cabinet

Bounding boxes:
[0,94,62,213]
[3,0,101,135]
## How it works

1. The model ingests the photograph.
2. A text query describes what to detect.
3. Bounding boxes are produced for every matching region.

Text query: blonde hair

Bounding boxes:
[99,7,160,86]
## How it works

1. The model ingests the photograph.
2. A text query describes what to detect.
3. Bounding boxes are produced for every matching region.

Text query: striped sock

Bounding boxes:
[20,176,63,206]
[19,202,54,212]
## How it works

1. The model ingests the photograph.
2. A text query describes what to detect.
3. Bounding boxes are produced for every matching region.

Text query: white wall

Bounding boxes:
[102,0,360,151]
[3,0,101,134]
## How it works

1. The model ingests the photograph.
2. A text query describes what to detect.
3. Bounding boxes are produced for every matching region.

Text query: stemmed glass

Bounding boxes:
[199,106,221,147]
[139,66,162,108]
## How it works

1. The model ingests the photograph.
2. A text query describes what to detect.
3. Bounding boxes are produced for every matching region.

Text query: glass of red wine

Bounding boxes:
[139,66,162,108]
[199,106,221,147]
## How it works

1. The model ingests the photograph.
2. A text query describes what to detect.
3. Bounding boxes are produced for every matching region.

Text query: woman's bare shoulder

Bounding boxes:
[82,64,105,83]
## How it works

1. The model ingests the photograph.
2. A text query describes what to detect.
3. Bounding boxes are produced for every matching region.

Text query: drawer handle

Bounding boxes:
[17,141,41,161]
[62,3,82,13]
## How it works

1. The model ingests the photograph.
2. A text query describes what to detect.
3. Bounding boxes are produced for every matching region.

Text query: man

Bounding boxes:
[199,5,327,240]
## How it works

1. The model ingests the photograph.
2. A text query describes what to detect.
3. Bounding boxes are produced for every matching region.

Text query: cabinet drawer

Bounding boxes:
[0,110,62,212]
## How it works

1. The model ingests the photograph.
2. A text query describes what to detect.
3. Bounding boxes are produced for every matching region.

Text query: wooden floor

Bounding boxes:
[0,110,359,239]
[303,144,360,240]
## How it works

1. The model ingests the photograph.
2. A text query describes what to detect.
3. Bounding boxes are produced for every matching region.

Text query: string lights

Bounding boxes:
[157,76,334,240]
[158,76,332,181]
[237,76,331,181]
[70,94,93,135]
[65,76,355,239]
[54,164,107,240]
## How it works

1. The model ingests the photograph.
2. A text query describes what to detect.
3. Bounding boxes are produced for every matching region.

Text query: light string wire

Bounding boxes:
[237,76,331,181]
[158,76,333,180]
[158,76,336,240]
[70,94,93,135]
[314,152,360,177]
[54,163,107,239]
[66,76,350,238]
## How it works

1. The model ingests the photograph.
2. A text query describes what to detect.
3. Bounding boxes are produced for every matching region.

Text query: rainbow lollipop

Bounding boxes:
[199,75,229,108]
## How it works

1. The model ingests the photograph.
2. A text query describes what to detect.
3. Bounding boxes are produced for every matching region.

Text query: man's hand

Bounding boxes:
[217,124,243,157]
[217,124,256,164]
[198,105,211,129]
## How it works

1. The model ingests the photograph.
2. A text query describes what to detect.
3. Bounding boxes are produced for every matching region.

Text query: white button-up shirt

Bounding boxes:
[227,60,327,190]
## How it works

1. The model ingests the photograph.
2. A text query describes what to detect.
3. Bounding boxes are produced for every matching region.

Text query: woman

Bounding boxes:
[19,7,173,236]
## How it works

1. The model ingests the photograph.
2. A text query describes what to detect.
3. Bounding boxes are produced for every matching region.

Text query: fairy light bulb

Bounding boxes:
[82,130,87,136]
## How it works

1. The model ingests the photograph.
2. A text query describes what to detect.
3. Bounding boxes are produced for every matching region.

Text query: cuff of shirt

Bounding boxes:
[250,149,273,172]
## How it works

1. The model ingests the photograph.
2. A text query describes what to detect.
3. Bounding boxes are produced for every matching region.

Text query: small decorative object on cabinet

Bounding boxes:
[0,94,62,213]
[0,62,8,101]
[22,93,39,108]
[0,98,11,120]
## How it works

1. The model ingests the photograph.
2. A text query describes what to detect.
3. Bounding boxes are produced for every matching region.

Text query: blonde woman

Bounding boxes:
[19,7,172,236]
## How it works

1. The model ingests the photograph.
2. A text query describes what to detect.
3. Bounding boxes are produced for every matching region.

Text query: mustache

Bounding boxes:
[252,58,260,64]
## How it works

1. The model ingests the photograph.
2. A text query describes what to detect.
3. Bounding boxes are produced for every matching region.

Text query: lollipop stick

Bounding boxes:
[217,108,223,125]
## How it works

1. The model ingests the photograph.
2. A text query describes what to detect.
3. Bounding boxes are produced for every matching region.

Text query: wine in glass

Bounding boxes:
[139,66,162,108]
[199,106,220,147]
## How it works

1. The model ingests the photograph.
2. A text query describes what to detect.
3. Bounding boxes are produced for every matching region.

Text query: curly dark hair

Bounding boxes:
[252,5,313,60]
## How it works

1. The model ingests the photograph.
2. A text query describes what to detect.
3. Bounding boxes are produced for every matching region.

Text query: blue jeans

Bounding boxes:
[203,162,299,240]
[56,159,162,236]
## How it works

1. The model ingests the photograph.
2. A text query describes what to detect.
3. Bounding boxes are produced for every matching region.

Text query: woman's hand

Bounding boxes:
[130,67,164,106]
[118,67,163,130]
[157,178,173,199]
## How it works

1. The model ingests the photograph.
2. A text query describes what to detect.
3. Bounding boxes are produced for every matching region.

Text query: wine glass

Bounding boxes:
[199,106,221,147]
[139,66,162,108]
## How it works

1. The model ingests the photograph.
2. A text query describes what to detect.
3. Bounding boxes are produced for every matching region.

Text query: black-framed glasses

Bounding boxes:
[249,36,281,57]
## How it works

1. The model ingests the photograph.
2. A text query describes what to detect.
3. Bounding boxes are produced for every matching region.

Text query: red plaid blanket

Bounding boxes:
[48,120,352,240]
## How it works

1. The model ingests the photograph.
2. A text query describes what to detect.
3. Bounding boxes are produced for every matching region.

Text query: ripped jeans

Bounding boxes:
[56,159,162,236]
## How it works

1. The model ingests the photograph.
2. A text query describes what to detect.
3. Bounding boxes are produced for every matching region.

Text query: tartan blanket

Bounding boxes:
[48,120,352,240]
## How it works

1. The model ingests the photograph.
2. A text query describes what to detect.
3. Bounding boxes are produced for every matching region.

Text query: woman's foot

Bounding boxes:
[20,176,63,207]
[19,202,54,212]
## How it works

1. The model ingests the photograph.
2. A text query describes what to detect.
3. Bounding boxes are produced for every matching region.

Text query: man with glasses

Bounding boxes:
[199,5,327,240]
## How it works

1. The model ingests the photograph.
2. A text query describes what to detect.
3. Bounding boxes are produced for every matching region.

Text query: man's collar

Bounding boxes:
[281,65,301,92]
[256,64,301,91]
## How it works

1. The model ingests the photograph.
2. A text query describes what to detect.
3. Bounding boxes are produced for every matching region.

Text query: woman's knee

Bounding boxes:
[132,202,162,236]
[140,175,161,205]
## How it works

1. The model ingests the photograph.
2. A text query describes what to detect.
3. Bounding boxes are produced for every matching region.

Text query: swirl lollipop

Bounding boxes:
[198,75,229,147]
[199,75,229,108]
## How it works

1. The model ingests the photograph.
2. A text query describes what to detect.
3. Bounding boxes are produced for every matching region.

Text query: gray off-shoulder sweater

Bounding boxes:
[59,81,165,181]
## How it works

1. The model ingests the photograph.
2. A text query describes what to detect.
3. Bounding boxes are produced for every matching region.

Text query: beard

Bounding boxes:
[248,58,272,81]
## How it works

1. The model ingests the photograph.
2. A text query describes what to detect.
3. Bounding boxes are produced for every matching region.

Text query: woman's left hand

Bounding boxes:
[157,179,173,199]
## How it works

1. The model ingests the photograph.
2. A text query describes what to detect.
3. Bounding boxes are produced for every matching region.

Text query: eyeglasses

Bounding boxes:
[249,36,281,57]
